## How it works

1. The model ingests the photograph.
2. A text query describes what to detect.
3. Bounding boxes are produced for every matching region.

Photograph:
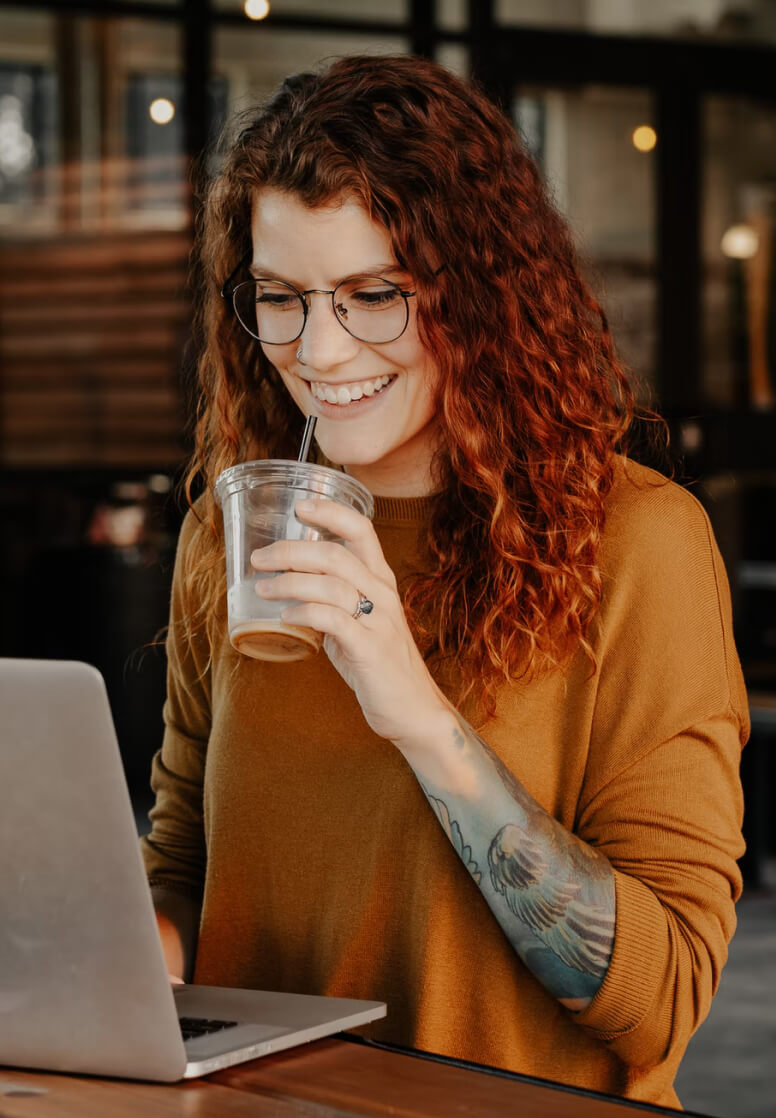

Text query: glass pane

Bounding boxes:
[702,95,776,411]
[513,84,657,403]
[0,9,190,469]
[435,43,469,79]
[213,25,409,110]
[107,18,187,228]
[496,0,776,44]
[0,15,188,234]
[0,10,58,230]
[437,0,466,32]
[212,0,407,22]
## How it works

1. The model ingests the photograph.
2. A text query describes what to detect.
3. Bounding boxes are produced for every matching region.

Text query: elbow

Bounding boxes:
[603,907,728,1071]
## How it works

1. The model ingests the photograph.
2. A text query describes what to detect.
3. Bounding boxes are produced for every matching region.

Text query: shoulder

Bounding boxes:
[598,454,720,606]
[598,455,719,601]
[602,455,711,556]
[166,492,220,693]
[174,492,219,570]
[168,492,223,626]
[180,491,210,543]
[592,455,747,748]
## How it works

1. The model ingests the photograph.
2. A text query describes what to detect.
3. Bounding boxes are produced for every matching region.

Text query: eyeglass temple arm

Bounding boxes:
[220,250,252,299]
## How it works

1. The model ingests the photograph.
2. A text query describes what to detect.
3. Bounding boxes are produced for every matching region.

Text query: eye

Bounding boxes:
[356,290,398,306]
[255,282,299,309]
[345,282,403,309]
[256,292,297,308]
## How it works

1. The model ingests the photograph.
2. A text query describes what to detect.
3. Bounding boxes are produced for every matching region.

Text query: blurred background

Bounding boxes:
[0,1,774,1114]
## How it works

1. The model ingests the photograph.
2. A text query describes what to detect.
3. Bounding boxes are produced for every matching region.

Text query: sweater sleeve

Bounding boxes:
[139,504,212,905]
[572,465,748,1072]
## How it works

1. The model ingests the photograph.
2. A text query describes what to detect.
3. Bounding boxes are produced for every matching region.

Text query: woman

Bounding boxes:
[141,55,748,1107]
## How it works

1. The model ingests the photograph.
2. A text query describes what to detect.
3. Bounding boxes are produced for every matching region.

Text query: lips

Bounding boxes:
[304,374,398,417]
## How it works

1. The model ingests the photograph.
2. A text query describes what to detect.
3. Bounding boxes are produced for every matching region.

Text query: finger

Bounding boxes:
[294,497,394,581]
[251,538,386,600]
[256,571,362,615]
[280,601,368,649]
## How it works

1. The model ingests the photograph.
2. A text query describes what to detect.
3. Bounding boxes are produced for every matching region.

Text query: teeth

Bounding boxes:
[311,374,394,406]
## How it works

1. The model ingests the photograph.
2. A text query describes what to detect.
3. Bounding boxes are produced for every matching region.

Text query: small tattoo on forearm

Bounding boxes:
[421,785,481,884]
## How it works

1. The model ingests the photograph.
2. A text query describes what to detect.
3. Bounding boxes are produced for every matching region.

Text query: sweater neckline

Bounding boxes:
[372,493,435,525]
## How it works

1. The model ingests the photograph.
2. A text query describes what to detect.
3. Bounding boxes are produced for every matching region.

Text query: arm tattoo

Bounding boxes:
[414,715,615,1009]
[420,785,481,885]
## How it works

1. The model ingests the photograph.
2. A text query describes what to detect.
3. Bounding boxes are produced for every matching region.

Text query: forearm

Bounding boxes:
[392,704,615,1010]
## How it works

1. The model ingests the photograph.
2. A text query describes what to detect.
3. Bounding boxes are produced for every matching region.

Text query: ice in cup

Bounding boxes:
[214,460,375,662]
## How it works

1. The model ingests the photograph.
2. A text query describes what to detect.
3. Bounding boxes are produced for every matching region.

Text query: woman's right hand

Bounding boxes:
[156,910,186,984]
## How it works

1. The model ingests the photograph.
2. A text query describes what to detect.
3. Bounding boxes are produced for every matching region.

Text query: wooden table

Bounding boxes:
[0,1035,703,1118]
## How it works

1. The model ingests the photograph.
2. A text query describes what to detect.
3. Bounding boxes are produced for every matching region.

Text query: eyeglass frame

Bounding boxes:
[220,250,444,346]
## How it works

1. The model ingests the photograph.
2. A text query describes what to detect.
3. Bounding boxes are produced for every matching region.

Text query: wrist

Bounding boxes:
[391,697,479,793]
[389,697,452,754]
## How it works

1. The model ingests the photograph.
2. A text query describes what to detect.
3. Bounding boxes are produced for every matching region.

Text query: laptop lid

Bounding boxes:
[0,658,189,1080]
[0,658,386,1081]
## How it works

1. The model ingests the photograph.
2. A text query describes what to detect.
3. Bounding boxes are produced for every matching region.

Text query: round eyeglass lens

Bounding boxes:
[333,277,408,343]
[233,279,304,344]
[232,277,409,344]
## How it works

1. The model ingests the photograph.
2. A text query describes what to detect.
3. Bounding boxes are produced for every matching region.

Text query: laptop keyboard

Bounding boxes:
[179,1015,239,1042]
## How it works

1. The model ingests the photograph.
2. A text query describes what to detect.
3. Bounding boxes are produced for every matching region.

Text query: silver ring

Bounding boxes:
[352,592,374,620]
[296,346,304,361]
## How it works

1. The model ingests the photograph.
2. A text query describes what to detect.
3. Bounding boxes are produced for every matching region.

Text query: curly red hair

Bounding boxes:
[185,54,669,719]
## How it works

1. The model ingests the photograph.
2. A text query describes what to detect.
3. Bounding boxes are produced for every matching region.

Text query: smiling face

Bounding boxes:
[250,189,441,497]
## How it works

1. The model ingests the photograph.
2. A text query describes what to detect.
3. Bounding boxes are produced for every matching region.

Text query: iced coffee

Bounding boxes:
[214,460,374,662]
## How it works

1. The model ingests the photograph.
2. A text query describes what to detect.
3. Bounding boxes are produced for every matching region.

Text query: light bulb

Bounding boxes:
[720,224,759,260]
[244,0,270,19]
[632,125,657,152]
[149,98,175,125]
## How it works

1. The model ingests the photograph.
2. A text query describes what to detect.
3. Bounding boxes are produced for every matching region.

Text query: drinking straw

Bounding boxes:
[297,415,317,462]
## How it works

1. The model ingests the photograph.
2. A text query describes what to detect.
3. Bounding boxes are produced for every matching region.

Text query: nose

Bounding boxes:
[296,291,360,372]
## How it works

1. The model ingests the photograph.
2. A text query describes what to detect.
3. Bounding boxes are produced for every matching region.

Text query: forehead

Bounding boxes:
[250,189,397,273]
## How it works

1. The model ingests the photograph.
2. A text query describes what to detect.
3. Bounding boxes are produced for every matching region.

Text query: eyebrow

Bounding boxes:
[247,263,407,284]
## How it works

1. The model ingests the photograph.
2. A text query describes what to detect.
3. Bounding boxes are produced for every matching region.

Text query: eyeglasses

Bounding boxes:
[220,251,421,346]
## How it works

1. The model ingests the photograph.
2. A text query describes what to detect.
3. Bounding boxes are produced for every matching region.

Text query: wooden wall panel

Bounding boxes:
[0,231,192,468]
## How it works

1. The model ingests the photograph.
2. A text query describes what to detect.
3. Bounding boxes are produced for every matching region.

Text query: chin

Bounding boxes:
[317,438,390,469]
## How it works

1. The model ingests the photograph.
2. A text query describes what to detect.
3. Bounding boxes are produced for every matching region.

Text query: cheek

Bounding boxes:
[391,324,437,382]
[260,342,295,371]
[403,359,439,430]
[412,347,440,402]
[262,345,301,392]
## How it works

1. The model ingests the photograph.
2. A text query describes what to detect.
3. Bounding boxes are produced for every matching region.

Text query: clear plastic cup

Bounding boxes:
[214,460,374,662]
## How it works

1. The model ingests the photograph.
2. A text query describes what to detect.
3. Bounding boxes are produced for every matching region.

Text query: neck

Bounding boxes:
[340,422,441,498]
[342,461,437,499]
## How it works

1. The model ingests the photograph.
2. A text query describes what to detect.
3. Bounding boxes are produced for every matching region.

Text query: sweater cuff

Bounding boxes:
[573,868,669,1039]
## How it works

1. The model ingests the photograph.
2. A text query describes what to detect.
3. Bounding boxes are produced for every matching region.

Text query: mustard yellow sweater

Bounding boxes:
[141,456,749,1108]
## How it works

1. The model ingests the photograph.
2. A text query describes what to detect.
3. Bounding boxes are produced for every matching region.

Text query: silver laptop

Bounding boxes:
[0,658,386,1081]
